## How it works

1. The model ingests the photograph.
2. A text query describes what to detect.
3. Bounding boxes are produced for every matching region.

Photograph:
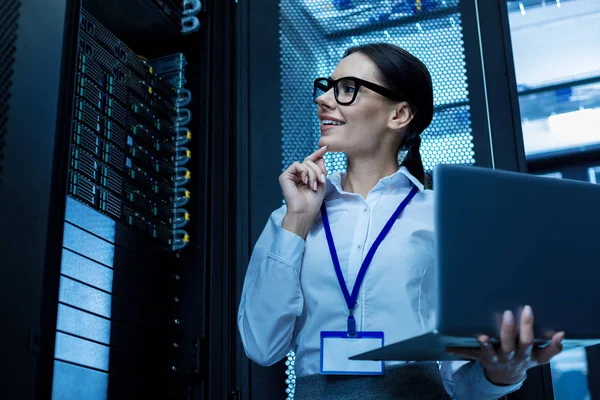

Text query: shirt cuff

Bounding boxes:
[472,361,526,396]
[266,228,306,273]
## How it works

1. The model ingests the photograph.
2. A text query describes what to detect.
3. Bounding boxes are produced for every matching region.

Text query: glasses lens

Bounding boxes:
[313,79,330,103]
[336,78,357,104]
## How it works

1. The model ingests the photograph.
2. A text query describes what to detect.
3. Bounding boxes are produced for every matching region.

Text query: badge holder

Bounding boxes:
[320,330,384,375]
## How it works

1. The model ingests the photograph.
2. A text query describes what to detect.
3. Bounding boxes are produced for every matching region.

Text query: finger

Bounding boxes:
[535,331,564,365]
[282,162,308,186]
[303,157,326,184]
[304,160,326,185]
[517,305,534,361]
[477,335,499,364]
[445,347,482,361]
[317,158,327,179]
[500,310,517,361]
[308,156,326,178]
[305,146,329,163]
[303,161,318,191]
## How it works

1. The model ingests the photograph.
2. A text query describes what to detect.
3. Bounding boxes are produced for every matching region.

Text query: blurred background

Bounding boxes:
[508,0,600,180]
[507,1,600,399]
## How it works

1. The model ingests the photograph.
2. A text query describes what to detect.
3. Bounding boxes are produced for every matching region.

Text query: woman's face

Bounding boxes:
[316,52,406,157]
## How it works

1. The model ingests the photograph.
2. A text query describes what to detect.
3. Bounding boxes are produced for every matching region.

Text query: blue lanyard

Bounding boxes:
[320,185,419,336]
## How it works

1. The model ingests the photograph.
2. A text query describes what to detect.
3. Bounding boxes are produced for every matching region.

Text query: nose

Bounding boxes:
[316,87,336,110]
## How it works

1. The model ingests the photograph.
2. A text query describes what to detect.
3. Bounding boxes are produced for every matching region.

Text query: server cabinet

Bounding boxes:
[1,0,241,399]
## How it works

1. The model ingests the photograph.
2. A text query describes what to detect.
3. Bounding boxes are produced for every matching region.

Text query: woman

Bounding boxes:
[238,43,564,399]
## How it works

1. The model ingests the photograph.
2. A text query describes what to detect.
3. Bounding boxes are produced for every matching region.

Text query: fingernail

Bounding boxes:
[491,355,499,363]
[313,181,317,191]
[320,174,326,183]
[304,176,308,185]
[558,331,565,341]
[503,310,514,325]
[523,305,533,318]
[482,341,490,348]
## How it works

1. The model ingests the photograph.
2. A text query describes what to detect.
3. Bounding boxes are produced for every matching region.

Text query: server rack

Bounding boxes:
[1,0,240,399]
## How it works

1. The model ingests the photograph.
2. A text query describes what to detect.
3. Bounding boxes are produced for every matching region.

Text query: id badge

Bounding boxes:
[320,331,384,375]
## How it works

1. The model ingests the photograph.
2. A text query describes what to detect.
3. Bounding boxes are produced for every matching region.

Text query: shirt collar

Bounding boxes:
[326,166,424,198]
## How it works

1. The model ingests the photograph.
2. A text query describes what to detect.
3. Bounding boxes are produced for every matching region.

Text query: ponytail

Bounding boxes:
[400,133,425,185]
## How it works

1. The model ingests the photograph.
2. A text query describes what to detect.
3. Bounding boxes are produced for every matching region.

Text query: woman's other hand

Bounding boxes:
[446,305,564,386]
[279,146,329,239]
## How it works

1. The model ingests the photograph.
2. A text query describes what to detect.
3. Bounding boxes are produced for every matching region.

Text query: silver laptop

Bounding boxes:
[351,164,600,362]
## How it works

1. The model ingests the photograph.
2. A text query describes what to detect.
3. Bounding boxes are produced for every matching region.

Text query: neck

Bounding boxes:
[342,153,400,199]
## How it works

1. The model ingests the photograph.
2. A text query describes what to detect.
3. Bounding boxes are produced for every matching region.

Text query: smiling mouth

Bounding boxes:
[321,120,345,126]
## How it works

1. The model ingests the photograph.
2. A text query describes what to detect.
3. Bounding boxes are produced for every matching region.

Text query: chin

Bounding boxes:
[318,137,337,150]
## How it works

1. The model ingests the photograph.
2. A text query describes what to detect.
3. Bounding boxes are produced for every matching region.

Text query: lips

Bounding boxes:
[320,123,343,133]
[319,115,345,124]
[319,115,345,132]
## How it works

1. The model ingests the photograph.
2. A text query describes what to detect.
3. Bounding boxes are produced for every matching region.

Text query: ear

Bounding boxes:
[388,102,414,131]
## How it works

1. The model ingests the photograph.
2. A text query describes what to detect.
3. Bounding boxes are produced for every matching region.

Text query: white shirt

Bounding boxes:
[238,167,523,399]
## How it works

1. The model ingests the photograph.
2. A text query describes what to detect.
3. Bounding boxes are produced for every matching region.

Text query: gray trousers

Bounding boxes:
[294,362,451,400]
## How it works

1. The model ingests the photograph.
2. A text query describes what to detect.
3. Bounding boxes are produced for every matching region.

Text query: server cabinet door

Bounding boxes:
[0,0,77,398]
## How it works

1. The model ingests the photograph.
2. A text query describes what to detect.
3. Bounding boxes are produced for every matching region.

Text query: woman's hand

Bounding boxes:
[446,305,564,386]
[279,146,329,239]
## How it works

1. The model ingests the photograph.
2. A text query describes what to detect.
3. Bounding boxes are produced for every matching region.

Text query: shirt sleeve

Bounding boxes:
[440,360,526,399]
[237,205,307,366]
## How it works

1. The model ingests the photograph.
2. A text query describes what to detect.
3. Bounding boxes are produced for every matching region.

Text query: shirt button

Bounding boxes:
[362,207,367,213]
[357,244,362,249]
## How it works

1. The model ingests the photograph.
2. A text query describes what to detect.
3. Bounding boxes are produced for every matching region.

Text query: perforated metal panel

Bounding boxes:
[0,0,21,185]
[280,1,476,397]
[280,0,475,179]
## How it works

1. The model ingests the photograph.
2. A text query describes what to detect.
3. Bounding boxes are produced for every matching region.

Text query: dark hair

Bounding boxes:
[343,43,434,185]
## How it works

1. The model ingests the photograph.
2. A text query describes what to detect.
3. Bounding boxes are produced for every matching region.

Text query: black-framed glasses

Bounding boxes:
[313,76,404,105]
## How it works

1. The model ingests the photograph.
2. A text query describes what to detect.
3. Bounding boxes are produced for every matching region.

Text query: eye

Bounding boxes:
[339,81,356,94]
